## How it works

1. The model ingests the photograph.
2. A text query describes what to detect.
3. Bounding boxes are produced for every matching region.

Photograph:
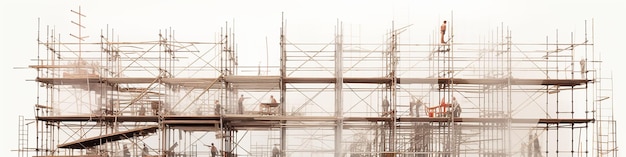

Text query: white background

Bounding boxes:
[1,0,624,156]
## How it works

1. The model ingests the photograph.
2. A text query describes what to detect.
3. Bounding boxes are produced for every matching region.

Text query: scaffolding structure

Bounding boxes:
[17,8,618,157]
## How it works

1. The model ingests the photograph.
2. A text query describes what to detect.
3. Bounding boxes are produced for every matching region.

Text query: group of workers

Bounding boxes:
[521,133,543,157]
[207,20,451,118]
[121,144,150,157]
[211,95,279,115]
[428,97,461,118]
[212,92,464,118]
[382,95,462,118]
[205,142,280,157]
[119,141,281,157]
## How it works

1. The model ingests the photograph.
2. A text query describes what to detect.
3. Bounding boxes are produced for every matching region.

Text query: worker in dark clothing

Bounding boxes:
[440,20,447,43]
[214,100,221,115]
[204,143,218,157]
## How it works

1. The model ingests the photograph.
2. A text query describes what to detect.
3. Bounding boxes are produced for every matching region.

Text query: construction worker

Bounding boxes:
[580,58,586,79]
[122,145,130,157]
[415,99,424,117]
[270,95,278,103]
[272,145,280,157]
[409,98,416,117]
[532,133,542,157]
[382,96,390,116]
[214,100,221,115]
[449,96,461,117]
[142,144,149,157]
[138,104,146,116]
[238,94,245,114]
[205,143,218,157]
[440,20,447,44]
[150,101,160,116]
[527,133,533,157]
[410,98,424,117]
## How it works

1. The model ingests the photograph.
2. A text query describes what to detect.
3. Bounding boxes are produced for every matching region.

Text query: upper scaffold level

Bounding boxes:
[34,76,590,89]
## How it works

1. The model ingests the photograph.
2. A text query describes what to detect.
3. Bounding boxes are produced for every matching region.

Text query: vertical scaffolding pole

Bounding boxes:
[506,28,513,156]
[389,22,398,156]
[334,20,344,157]
[279,13,287,157]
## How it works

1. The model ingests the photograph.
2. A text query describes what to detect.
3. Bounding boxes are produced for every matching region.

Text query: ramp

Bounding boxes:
[58,125,158,149]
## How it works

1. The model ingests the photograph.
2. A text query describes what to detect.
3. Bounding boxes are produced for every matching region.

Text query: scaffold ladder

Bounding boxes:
[596,75,617,156]
[17,115,28,157]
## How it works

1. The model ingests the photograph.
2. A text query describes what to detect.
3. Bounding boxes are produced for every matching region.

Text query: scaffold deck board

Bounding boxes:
[38,115,593,124]
[35,76,590,88]
[33,156,101,157]
[57,125,158,149]
[398,117,593,123]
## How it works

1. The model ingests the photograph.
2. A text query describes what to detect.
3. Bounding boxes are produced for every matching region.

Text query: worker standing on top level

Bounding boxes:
[580,58,586,79]
[440,20,447,44]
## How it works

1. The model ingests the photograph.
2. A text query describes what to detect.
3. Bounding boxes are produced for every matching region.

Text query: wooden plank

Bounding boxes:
[57,125,158,149]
